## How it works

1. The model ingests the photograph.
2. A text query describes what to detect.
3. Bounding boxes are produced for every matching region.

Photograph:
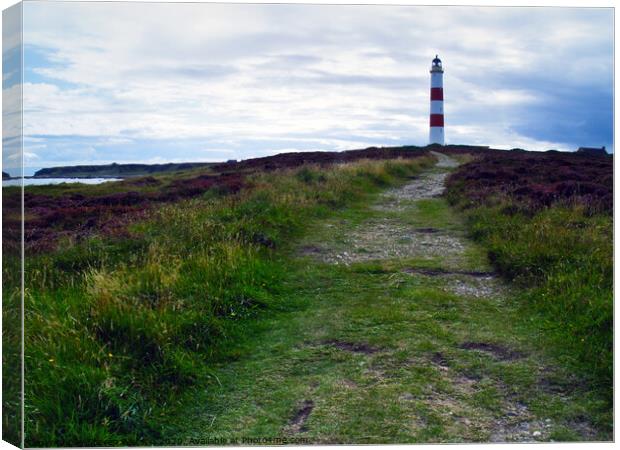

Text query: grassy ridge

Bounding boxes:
[12,156,434,446]
[446,154,613,393]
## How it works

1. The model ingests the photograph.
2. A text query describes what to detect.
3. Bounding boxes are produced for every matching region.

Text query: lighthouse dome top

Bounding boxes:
[430,54,444,73]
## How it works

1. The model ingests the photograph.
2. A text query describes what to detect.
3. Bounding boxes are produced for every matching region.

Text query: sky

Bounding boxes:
[2,2,615,173]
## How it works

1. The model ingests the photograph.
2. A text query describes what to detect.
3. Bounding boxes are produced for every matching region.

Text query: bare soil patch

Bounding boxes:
[373,172,448,212]
[488,402,553,442]
[402,268,505,299]
[414,227,441,233]
[402,268,493,277]
[430,352,450,372]
[303,221,466,265]
[447,277,505,299]
[458,342,526,361]
[288,400,315,433]
[431,151,460,169]
[324,340,380,355]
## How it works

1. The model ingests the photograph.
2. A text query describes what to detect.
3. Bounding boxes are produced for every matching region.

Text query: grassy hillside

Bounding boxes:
[2,145,613,446]
[4,146,443,253]
[4,151,434,446]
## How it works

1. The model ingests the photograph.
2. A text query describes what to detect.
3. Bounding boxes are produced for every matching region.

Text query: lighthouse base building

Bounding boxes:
[429,55,445,145]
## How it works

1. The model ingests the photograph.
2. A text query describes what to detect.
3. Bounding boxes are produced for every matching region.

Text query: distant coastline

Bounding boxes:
[32,161,219,179]
[4,144,610,183]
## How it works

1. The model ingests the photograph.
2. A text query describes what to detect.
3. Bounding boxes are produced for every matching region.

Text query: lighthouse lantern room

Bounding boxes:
[429,55,445,145]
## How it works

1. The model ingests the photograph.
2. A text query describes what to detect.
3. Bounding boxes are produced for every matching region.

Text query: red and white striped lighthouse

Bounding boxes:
[429,55,444,145]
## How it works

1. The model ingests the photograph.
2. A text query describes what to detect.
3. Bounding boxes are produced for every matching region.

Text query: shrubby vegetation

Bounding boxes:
[446,151,612,389]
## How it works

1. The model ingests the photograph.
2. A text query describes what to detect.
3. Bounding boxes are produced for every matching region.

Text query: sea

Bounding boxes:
[3,177,122,187]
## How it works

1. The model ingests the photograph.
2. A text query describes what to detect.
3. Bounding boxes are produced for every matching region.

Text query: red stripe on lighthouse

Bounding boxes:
[430,88,443,101]
[430,114,444,127]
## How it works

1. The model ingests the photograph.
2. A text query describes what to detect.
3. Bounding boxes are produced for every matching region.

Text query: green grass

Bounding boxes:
[157,178,610,443]
[1,274,21,447]
[5,152,612,445]
[445,187,612,411]
[11,156,435,446]
[457,204,611,387]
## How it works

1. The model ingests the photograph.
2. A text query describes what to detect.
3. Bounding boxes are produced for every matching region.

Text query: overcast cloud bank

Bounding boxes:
[3,3,614,171]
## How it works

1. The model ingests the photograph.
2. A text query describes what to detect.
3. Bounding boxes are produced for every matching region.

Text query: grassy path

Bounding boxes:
[167,154,605,444]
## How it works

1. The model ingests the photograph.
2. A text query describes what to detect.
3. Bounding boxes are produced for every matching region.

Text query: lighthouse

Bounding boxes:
[429,55,444,145]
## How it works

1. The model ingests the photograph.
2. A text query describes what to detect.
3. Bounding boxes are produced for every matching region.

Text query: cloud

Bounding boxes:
[4,2,613,168]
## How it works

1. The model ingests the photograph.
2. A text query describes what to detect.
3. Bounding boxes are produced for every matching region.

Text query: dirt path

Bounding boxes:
[170,154,601,444]
[299,153,502,299]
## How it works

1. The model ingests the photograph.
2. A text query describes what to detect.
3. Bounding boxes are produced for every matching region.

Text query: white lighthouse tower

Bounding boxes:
[429,55,445,145]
